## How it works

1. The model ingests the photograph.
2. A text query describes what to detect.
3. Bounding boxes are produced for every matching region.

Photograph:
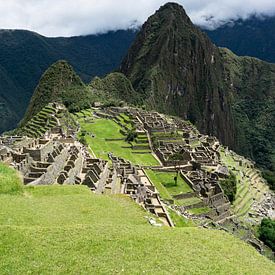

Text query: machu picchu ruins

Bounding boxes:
[1,103,274,253]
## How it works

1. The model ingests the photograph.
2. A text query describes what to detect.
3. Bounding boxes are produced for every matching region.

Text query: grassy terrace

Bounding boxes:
[145,170,193,198]
[146,170,210,214]
[219,149,269,218]
[76,114,158,166]
[1,163,274,274]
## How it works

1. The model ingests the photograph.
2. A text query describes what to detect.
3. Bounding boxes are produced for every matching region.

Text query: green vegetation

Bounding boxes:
[222,49,275,185]
[146,170,193,200]
[188,207,211,215]
[21,60,85,125]
[262,170,275,191]
[77,117,158,166]
[219,149,269,218]
[0,163,23,195]
[0,29,136,133]
[125,129,138,142]
[219,172,237,203]
[0,181,274,274]
[167,208,195,227]
[259,218,275,251]
[12,103,77,138]
[90,72,142,106]
[145,170,211,215]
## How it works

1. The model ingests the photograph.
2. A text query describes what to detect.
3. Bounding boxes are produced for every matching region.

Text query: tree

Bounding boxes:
[125,129,137,142]
[79,136,87,146]
[219,172,237,203]
[168,152,184,186]
[259,218,275,251]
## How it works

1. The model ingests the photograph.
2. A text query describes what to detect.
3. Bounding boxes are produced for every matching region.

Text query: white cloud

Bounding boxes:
[0,0,275,36]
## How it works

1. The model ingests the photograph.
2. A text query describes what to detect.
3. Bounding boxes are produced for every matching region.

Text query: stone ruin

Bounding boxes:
[106,107,231,221]
[110,154,173,227]
[0,126,108,189]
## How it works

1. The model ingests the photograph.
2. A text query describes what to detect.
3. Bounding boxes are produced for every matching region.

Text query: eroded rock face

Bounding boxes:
[120,2,235,147]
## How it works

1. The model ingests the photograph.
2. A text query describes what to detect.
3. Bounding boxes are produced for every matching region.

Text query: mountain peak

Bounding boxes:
[120,3,234,146]
[158,2,188,14]
[21,60,84,124]
[150,2,192,26]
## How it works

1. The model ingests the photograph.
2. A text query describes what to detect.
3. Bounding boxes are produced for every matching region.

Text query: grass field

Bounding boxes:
[145,170,193,199]
[1,185,274,274]
[78,117,158,166]
[146,170,210,214]
[1,164,275,274]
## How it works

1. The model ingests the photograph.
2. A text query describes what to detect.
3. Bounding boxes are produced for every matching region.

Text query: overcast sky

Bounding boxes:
[0,0,275,37]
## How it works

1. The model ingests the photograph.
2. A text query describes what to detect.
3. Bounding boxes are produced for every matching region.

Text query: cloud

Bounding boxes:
[0,0,275,37]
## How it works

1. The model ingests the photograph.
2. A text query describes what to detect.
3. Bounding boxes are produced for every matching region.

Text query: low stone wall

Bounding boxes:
[105,138,125,141]
[173,192,196,200]
[180,171,195,190]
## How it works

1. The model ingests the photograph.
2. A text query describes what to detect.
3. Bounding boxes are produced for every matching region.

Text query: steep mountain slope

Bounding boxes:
[90,72,141,105]
[0,29,136,132]
[21,62,138,123]
[120,2,234,146]
[221,48,275,172]
[120,2,275,179]
[21,60,85,124]
[205,15,275,63]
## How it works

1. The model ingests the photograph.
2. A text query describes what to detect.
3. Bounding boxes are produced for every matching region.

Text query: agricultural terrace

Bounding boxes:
[219,148,269,219]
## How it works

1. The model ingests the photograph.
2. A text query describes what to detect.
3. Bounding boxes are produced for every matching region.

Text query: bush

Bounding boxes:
[262,170,275,191]
[79,136,87,146]
[125,130,138,142]
[259,218,275,251]
[0,163,23,195]
[219,172,237,203]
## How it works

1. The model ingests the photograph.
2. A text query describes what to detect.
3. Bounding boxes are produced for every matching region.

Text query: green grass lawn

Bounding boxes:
[78,118,158,166]
[145,170,210,214]
[167,208,195,227]
[145,170,193,199]
[0,165,275,274]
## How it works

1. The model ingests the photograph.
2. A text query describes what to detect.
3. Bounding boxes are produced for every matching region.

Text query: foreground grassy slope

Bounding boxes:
[0,163,22,195]
[0,165,274,274]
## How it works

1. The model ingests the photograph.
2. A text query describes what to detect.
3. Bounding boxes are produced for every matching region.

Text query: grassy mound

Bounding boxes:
[0,184,274,274]
[0,163,23,195]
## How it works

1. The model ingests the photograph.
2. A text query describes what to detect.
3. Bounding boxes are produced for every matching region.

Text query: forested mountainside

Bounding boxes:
[205,15,275,63]
[0,29,136,132]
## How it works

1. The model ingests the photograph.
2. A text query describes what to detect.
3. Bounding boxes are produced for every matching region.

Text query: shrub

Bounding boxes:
[262,170,275,191]
[79,136,87,146]
[219,172,237,203]
[259,218,275,251]
[125,130,138,142]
